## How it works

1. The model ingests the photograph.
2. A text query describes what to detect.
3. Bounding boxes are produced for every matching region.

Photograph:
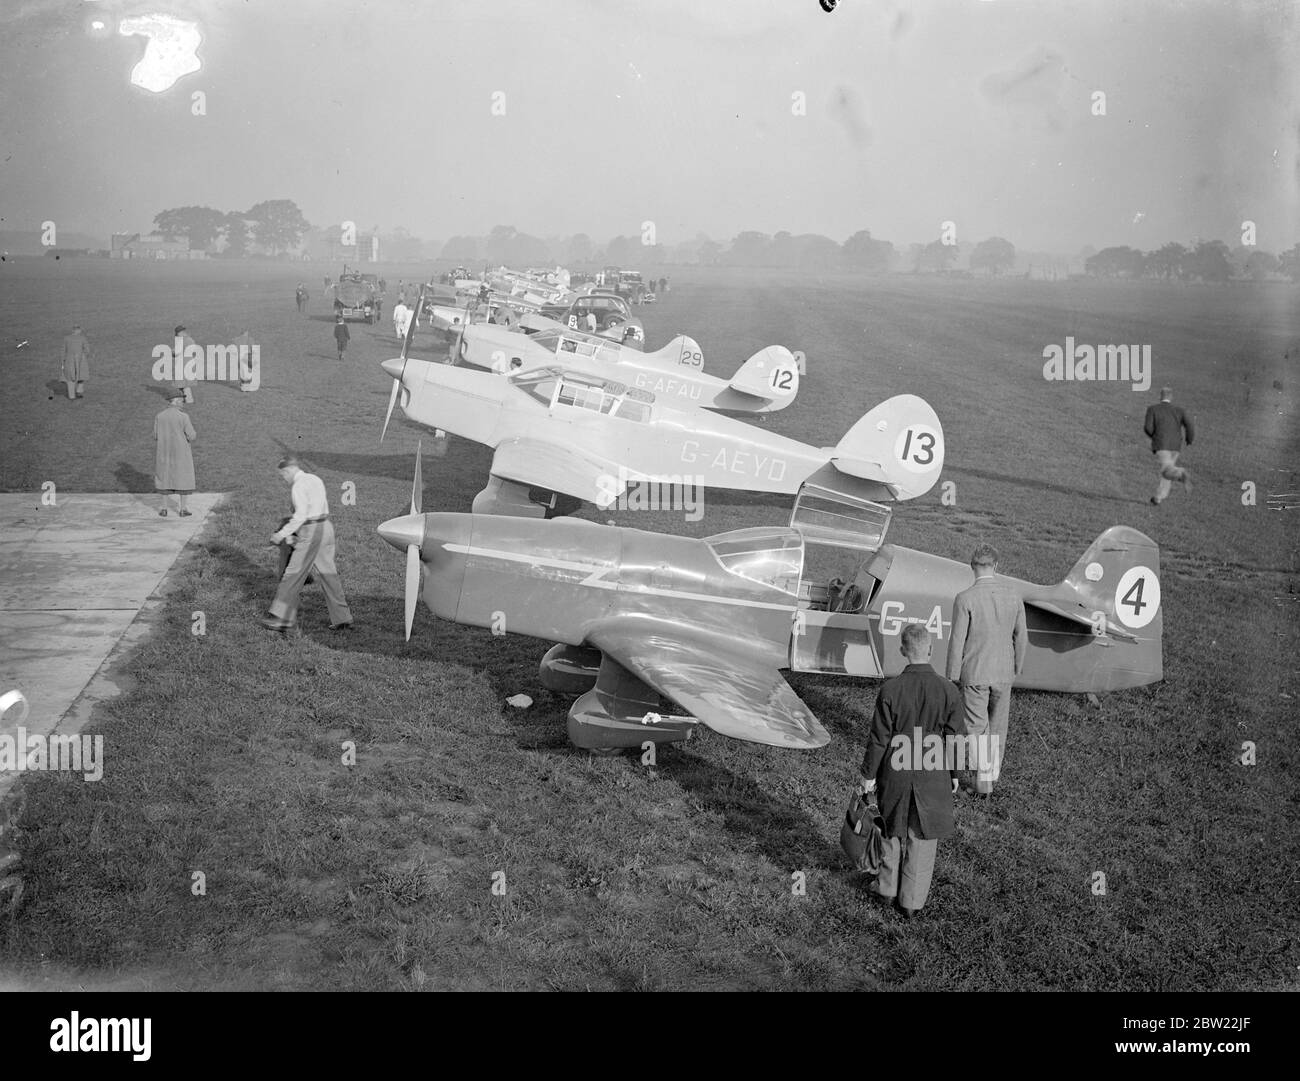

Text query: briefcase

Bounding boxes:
[840,791,885,874]
[275,517,314,585]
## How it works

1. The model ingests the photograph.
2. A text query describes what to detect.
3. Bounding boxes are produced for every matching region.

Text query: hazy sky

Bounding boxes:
[1,0,1296,252]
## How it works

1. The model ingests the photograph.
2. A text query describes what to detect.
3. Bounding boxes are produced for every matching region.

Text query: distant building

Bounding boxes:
[110,232,206,260]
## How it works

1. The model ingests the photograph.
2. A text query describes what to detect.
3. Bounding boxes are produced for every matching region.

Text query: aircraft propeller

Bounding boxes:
[382,285,428,442]
[403,441,423,641]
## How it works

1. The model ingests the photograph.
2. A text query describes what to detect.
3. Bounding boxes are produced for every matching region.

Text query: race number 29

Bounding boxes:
[894,424,942,472]
[1113,565,1160,629]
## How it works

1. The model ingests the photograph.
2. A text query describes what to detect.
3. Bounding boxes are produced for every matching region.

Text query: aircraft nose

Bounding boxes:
[378,512,424,551]
[381,357,405,380]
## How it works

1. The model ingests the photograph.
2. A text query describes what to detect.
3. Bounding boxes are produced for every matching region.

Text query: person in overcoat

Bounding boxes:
[860,624,964,916]
[154,388,196,517]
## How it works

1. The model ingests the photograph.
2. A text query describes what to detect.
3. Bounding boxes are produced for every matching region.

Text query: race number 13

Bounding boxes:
[894,424,941,472]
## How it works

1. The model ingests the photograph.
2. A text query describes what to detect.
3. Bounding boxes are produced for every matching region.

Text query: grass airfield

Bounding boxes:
[0,257,1296,990]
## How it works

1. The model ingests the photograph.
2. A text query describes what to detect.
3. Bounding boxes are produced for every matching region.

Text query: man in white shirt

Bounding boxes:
[393,300,411,340]
[261,456,354,633]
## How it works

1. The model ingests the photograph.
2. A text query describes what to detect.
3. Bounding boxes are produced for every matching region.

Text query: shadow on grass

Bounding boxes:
[114,461,154,493]
[946,464,1141,506]
[658,750,844,872]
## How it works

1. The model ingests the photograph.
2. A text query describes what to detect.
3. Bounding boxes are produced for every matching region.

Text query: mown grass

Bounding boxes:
[0,259,1296,989]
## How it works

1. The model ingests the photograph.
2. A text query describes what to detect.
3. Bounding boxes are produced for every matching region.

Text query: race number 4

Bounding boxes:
[1113,566,1160,629]
[894,424,942,472]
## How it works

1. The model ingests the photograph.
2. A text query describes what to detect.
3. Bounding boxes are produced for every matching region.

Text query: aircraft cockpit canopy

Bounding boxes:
[705,528,804,595]
[790,483,892,551]
[532,329,621,366]
[513,367,655,422]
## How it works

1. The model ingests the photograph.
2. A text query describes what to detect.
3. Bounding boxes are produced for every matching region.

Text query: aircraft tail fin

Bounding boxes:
[642,334,704,372]
[829,394,943,501]
[1022,527,1163,688]
[727,346,800,406]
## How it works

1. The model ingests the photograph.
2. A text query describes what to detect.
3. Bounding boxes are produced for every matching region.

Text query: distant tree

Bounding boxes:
[842,229,893,271]
[153,206,227,251]
[698,238,722,266]
[769,231,796,267]
[1278,243,1300,282]
[1243,250,1279,280]
[222,213,251,258]
[794,233,845,270]
[245,199,310,254]
[441,235,480,262]
[726,231,771,266]
[914,239,958,273]
[483,225,518,266]
[1144,242,1187,280]
[510,232,552,267]
[566,233,594,265]
[1179,240,1232,282]
[970,237,1016,275]
[1085,245,1145,278]
[381,226,422,262]
[604,235,634,266]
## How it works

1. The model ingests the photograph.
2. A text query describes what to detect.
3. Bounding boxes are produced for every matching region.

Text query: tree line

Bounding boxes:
[146,203,1300,280]
[1084,240,1300,282]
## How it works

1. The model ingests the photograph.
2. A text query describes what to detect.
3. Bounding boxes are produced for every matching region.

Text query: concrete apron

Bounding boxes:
[0,492,223,804]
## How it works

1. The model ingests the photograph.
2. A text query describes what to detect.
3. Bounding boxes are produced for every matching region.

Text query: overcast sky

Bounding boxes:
[1,0,1295,252]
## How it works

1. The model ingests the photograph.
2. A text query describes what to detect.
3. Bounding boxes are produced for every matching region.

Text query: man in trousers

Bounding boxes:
[333,315,350,361]
[860,625,964,917]
[945,544,1027,796]
[61,324,91,399]
[234,328,257,391]
[1143,385,1194,505]
[262,457,353,634]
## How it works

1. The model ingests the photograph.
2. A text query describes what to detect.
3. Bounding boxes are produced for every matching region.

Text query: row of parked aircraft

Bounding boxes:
[374,281,1164,753]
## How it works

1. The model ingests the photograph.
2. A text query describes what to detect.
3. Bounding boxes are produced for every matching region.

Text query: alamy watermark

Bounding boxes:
[152,336,260,391]
[1042,338,1151,391]
[0,690,103,781]
[595,467,705,522]
[888,727,1002,773]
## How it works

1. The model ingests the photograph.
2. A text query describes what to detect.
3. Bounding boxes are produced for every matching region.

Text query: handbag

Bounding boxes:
[840,791,885,874]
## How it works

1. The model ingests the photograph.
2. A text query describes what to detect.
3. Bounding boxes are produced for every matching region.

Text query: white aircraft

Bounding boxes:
[455,320,801,413]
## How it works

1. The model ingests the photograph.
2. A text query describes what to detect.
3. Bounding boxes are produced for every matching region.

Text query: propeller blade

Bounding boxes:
[381,374,400,443]
[404,541,420,641]
[410,439,422,515]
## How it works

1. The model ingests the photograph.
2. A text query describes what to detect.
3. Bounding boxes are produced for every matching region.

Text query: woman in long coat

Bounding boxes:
[154,389,196,516]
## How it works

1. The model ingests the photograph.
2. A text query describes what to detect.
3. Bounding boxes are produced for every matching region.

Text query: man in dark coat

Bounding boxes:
[860,624,963,916]
[333,315,350,361]
[1143,385,1194,504]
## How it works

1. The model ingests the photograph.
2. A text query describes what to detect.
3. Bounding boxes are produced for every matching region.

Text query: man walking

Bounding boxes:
[295,283,309,314]
[1143,386,1194,505]
[61,324,90,400]
[945,544,1026,797]
[333,315,350,361]
[154,388,196,517]
[860,625,964,918]
[262,456,353,634]
[393,299,411,341]
[234,328,257,391]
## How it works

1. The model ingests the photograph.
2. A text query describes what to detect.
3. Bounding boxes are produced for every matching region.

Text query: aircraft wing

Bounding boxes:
[586,618,830,750]
[490,438,623,507]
